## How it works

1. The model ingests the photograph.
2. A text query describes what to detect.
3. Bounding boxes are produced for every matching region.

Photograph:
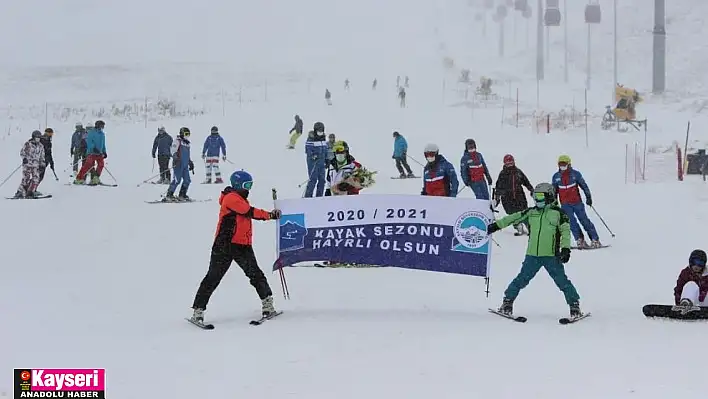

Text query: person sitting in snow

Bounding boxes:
[674,249,708,308]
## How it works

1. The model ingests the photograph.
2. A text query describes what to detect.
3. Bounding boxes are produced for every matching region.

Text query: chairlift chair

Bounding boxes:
[544,8,561,26]
[585,3,602,23]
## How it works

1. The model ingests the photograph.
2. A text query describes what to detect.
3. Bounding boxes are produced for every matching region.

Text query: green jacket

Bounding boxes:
[495,205,571,257]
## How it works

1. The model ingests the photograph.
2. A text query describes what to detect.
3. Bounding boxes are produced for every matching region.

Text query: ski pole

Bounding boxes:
[103,165,119,184]
[224,157,235,165]
[272,188,290,300]
[51,168,59,181]
[0,164,21,189]
[406,154,425,167]
[590,205,615,237]
[137,172,162,187]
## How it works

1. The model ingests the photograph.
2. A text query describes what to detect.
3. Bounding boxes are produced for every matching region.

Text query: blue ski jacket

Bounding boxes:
[152,132,173,157]
[202,134,226,157]
[393,135,408,158]
[86,128,106,155]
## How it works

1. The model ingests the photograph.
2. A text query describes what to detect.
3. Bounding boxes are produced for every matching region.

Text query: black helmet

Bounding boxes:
[31,130,42,139]
[465,138,476,150]
[95,120,105,129]
[179,127,191,136]
[313,122,325,132]
[689,249,707,267]
[211,126,218,134]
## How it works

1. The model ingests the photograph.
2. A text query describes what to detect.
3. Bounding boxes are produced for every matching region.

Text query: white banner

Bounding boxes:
[274,194,493,277]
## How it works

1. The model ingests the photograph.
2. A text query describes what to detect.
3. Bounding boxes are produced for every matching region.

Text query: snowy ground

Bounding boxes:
[2,0,708,398]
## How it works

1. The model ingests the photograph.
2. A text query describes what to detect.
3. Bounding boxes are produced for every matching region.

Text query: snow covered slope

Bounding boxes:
[1,0,707,398]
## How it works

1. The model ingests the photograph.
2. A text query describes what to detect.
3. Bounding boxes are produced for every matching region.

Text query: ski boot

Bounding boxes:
[261,296,276,317]
[162,192,177,202]
[89,175,101,185]
[590,239,602,248]
[406,172,415,178]
[190,308,205,324]
[569,302,583,318]
[202,178,211,184]
[73,178,85,185]
[215,178,223,184]
[576,238,590,249]
[399,172,406,178]
[498,297,514,315]
[177,187,190,202]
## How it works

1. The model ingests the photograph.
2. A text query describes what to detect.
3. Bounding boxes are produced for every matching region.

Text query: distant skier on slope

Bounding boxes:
[674,249,708,307]
[13,130,45,198]
[392,131,415,178]
[163,127,194,202]
[74,120,107,185]
[287,115,304,149]
[202,126,226,184]
[493,154,534,236]
[152,126,173,184]
[37,128,55,189]
[189,170,282,326]
[421,143,458,197]
[460,139,492,200]
[551,155,602,249]
[304,122,328,197]
[487,182,584,319]
[70,123,87,175]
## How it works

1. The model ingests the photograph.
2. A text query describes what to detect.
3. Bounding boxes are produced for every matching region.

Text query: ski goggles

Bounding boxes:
[182,131,191,137]
[558,162,568,167]
[533,192,546,201]
[241,181,253,190]
[424,152,437,158]
[690,257,706,267]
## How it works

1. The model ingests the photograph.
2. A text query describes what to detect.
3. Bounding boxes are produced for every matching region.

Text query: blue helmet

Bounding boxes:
[230,170,253,190]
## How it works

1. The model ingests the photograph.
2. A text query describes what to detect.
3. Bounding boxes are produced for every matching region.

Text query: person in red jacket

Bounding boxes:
[674,249,708,307]
[190,170,282,326]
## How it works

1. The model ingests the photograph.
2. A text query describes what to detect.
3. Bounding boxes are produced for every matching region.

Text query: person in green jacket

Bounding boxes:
[486,182,583,318]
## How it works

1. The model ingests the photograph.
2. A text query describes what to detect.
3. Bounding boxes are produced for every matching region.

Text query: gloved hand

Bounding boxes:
[487,176,493,185]
[152,154,156,159]
[23,158,28,165]
[202,154,206,159]
[487,223,500,234]
[102,152,107,159]
[71,149,74,156]
[50,162,55,171]
[586,197,592,207]
[324,189,331,196]
[269,209,282,219]
[559,248,571,263]
[338,182,353,191]
[222,156,227,161]
[392,155,395,159]
[188,160,194,172]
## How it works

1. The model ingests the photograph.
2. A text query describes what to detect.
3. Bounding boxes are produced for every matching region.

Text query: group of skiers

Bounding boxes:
[150,125,229,202]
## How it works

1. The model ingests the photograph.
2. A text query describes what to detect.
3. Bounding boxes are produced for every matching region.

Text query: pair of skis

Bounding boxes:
[65,182,118,187]
[185,311,283,330]
[6,194,52,200]
[488,308,591,324]
[145,198,212,204]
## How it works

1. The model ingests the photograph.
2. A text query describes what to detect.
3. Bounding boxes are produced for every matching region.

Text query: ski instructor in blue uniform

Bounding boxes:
[304,121,328,197]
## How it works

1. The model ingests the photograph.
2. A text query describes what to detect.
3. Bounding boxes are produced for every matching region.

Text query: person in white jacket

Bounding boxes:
[14,130,46,198]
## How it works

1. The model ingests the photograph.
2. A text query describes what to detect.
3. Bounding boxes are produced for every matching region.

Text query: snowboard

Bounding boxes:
[6,195,52,200]
[146,198,212,204]
[642,304,708,320]
[391,175,419,179]
[571,245,611,250]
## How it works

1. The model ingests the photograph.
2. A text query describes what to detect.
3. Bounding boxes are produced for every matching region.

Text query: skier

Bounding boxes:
[327,142,363,195]
[344,79,350,90]
[392,131,414,178]
[13,130,46,198]
[398,87,406,108]
[486,182,583,318]
[326,133,337,162]
[202,126,227,184]
[70,123,87,174]
[287,115,304,149]
[551,155,602,248]
[674,249,708,307]
[190,170,282,325]
[404,76,409,88]
[421,143,458,197]
[164,127,194,201]
[74,120,107,185]
[460,139,492,200]
[304,122,328,197]
[151,126,173,184]
[493,154,534,236]
[38,127,55,187]
[372,78,377,90]
[325,89,332,105]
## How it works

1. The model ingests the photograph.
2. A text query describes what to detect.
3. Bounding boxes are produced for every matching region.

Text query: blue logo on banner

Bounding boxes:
[279,213,308,251]
[451,211,490,254]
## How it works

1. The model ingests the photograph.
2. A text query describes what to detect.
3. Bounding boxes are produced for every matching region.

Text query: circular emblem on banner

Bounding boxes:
[453,211,490,249]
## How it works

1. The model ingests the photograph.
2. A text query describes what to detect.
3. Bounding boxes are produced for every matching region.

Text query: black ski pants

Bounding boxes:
[192,243,272,310]
[157,155,171,182]
[394,157,413,175]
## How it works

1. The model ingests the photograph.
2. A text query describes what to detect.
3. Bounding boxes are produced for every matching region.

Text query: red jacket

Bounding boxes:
[214,187,271,247]
[673,266,708,305]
